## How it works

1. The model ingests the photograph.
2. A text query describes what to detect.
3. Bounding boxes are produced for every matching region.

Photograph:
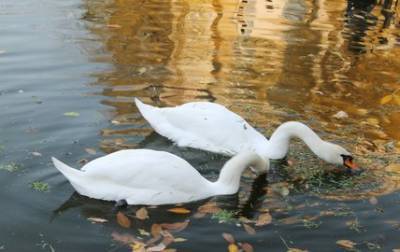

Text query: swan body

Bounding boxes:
[135,99,357,168]
[52,149,268,205]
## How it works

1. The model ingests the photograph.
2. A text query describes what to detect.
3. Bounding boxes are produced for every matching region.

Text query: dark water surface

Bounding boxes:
[1,0,400,251]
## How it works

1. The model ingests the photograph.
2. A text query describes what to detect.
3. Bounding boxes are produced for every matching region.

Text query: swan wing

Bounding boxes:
[79,149,214,204]
[136,99,268,156]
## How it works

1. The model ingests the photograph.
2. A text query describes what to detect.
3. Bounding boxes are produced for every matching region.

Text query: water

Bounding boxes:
[0,0,399,251]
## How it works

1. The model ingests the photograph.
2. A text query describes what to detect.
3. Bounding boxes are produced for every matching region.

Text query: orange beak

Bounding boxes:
[344,159,358,170]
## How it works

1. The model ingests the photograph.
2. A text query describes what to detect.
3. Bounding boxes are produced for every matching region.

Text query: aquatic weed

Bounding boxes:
[31,181,50,192]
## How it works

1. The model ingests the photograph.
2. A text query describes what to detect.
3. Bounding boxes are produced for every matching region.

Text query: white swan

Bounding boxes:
[135,99,360,173]
[52,149,268,205]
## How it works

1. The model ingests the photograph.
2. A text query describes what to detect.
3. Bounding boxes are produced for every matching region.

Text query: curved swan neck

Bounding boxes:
[215,152,268,194]
[266,121,325,159]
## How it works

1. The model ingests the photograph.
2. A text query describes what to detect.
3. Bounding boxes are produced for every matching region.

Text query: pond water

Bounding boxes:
[1,0,400,251]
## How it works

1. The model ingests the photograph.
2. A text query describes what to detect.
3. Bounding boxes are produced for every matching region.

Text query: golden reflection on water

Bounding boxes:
[82,0,400,196]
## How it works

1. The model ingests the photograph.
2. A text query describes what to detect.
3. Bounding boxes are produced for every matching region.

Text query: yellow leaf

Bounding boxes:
[167,207,191,214]
[380,95,393,105]
[228,243,239,252]
[130,242,145,252]
[136,207,149,220]
[255,213,272,226]
[116,211,131,228]
[336,240,356,249]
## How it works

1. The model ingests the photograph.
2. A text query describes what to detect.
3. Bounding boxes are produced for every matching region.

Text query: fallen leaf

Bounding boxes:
[130,242,146,252]
[87,217,108,223]
[160,221,189,232]
[173,237,187,242]
[333,111,349,119]
[111,232,140,245]
[380,95,393,105]
[255,213,272,226]
[151,224,162,238]
[240,243,254,252]
[288,248,308,252]
[336,240,356,249]
[31,152,42,157]
[136,207,149,220]
[222,233,235,244]
[116,211,131,228]
[162,249,177,252]
[107,24,121,29]
[138,67,147,75]
[369,196,378,205]
[198,201,222,214]
[193,212,207,219]
[138,229,150,236]
[85,148,97,155]
[243,224,256,235]
[228,243,239,252]
[167,207,191,214]
[64,112,80,117]
[280,216,302,225]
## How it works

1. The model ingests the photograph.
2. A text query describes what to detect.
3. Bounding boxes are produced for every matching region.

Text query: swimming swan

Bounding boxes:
[52,149,269,205]
[135,99,360,174]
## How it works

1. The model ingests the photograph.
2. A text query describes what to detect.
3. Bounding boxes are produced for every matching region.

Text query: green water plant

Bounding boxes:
[31,181,50,192]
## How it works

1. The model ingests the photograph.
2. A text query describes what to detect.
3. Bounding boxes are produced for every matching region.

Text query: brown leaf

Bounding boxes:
[162,249,177,252]
[193,212,207,219]
[160,221,189,232]
[116,211,131,228]
[136,207,149,220]
[380,95,393,105]
[243,224,256,235]
[240,243,254,252]
[151,224,162,238]
[255,213,272,226]
[222,233,235,244]
[280,216,302,225]
[393,95,400,105]
[167,207,191,214]
[228,243,239,252]
[85,148,96,155]
[198,201,222,214]
[336,240,356,249]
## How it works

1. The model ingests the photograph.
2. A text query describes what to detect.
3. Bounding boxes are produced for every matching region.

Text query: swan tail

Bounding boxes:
[52,157,84,190]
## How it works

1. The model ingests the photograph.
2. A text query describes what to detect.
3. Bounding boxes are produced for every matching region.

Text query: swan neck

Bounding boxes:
[215,152,267,194]
[267,121,324,159]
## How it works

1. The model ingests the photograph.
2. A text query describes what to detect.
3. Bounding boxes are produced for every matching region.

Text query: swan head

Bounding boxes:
[321,142,362,175]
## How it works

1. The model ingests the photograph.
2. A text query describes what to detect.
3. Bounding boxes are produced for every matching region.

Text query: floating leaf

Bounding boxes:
[243,224,256,235]
[116,211,131,228]
[85,148,97,155]
[240,243,254,252]
[111,232,140,245]
[380,95,393,105]
[87,217,108,223]
[288,248,308,252]
[160,221,189,232]
[130,242,146,252]
[136,207,149,220]
[228,243,239,252]
[31,181,49,192]
[222,233,235,244]
[369,196,378,205]
[198,201,221,214]
[336,240,356,249]
[167,207,191,214]
[255,213,272,226]
[138,229,150,236]
[151,224,162,238]
[31,152,42,157]
[64,112,80,117]
[173,237,187,242]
